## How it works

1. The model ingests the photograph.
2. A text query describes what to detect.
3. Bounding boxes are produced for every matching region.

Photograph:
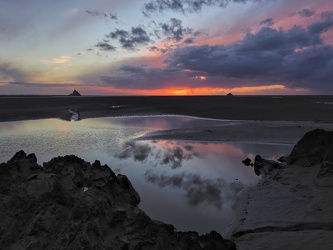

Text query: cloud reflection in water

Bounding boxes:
[0,116,293,234]
[115,140,198,169]
[116,141,152,162]
[145,170,244,210]
[115,140,249,210]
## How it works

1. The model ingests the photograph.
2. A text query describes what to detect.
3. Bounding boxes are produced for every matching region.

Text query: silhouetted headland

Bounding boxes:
[69,89,81,96]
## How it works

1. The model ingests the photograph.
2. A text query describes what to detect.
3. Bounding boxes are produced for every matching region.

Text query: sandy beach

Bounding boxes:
[225,129,333,250]
[137,119,333,144]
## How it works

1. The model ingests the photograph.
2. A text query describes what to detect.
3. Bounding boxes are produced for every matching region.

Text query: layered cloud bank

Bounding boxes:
[0,0,332,95]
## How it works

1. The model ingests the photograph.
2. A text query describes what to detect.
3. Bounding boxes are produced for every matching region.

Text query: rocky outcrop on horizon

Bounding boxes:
[69,89,81,96]
[0,150,236,250]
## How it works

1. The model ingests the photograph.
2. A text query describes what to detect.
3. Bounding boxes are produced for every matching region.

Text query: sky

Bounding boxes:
[0,0,333,95]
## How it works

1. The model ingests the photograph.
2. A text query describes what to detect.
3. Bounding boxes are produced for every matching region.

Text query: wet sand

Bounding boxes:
[137,120,333,144]
[2,95,332,144]
[1,95,333,123]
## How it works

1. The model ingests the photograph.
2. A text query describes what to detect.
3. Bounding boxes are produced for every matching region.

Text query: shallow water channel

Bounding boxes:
[0,116,293,234]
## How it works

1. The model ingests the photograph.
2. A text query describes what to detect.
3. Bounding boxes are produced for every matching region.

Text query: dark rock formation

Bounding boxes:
[242,158,252,167]
[296,130,333,186]
[282,129,333,186]
[0,150,236,250]
[316,140,333,186]
[226,93,233,96]
[69,89,81,96]
[250,129,333,185]
[253,155,279,176]
[288,129,332,167]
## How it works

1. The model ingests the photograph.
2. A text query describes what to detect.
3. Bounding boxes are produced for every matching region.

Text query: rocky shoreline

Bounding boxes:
[1,129,333,249]
[228,129,333,249]
[0,150,235,250]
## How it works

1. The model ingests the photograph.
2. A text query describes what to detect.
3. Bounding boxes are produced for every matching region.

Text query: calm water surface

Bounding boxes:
[0,116,293,234]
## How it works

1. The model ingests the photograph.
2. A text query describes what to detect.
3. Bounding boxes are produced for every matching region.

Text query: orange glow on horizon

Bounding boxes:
[172,89,190,95]
[81,84,304,96]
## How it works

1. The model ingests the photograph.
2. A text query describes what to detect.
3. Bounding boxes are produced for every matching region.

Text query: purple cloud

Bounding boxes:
[88,12,333,93]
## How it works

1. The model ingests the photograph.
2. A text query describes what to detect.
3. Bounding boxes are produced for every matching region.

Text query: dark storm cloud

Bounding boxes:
[85,10,117,20]
[159,18,193,42]
[94,15,197,53]
[106,26,151,49]
[120,65,147,74]
[148,44,174,54]
[184,37,195,44]
[1,81,79,88]
[165,18,333,91]
[284,45,333,86]
[100,64,182,89]
[0,63,31,82]
[143,0,185,16]
[108,29,129,39]
[260,18,274,26]
[145,170,244,209]
[297,8,315,18]
[94,15,333,93]
[321,11,333,19]
[95,42,116,52]
[149,46,160,52]
[307,18,333,34]
[142,0,263,16]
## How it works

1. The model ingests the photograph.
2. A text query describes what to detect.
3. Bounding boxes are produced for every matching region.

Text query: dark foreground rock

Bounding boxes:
[0,150,236,250]
[289,129,333,167]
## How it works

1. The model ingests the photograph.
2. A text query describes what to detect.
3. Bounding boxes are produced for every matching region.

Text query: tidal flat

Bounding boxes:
[1,95,333,249]
[1,95,333,123]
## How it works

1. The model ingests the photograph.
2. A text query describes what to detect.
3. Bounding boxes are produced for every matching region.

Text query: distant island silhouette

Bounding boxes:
[69,89,81,96]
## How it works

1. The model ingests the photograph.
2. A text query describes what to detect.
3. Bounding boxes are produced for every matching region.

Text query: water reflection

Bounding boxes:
[116,141,152,162]
[145,170,244,210]
[0,116,293,234]
[113,139,292,234]
[115,140,197,169]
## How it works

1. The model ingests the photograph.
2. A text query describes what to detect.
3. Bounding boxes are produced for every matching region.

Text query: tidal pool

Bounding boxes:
[0,116,293,234]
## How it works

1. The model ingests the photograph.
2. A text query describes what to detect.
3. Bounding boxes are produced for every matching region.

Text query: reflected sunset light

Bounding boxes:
[0,116,293,233]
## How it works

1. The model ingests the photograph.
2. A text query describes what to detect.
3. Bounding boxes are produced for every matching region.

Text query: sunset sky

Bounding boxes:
[1,0,333,95]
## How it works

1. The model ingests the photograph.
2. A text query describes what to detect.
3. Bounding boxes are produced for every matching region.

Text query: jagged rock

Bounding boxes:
[289,129,333,167]
[316,162,333,187]
[242,158,252,166]
[315,131,333,186]
[0,151,235,250]
[282,129,333,186]
[253,155,279,176]
[249,129,333,185]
